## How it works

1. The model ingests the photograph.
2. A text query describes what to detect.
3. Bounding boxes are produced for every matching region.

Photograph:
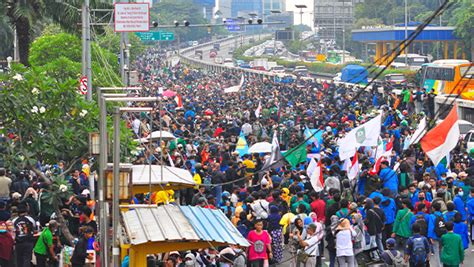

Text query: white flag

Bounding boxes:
[224,75,245,93]
[338,114,382,160]
[408,117,427,146]
[262,131,284,170]
[255,101,262,118]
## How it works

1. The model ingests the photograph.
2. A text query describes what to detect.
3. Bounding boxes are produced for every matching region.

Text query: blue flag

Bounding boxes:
[304,127,323,151]
[235,131,249,157]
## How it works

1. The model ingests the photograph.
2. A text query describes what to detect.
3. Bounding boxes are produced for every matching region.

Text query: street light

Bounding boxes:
[295,4,307,26]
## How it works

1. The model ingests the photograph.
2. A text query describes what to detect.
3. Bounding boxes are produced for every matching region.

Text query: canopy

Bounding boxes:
[121,205,250,266]
[341,64,368,84]
[134,131,176,143]
[248,142,272,154]
[131,164,195,191]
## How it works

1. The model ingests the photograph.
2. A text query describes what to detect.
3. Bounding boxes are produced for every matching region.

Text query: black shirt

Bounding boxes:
[366,207,386,235]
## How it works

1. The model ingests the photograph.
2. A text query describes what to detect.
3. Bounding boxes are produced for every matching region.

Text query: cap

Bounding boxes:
[81,189,90,196]
[458,171,468,178]
[386,238,396,247]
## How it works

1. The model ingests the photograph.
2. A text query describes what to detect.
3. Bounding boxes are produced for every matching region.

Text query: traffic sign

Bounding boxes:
[225,19,241,32]
[135,32,174,41]
[160,32,174,41]
[79,76,88,95]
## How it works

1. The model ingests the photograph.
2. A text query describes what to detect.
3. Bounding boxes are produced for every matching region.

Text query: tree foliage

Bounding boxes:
[0,65,99,173]
[29,32,122,86]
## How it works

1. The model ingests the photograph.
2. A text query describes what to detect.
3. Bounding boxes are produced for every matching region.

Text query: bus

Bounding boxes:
[392,54,430,70]
[419,60,473,96]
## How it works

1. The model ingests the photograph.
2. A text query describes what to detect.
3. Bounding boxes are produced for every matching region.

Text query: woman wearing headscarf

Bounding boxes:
[335,218,357,267]
[267,205,283,264]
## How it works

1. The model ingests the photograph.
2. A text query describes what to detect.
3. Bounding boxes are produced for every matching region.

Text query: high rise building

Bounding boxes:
[193,0,216,21]
[314,0,354,41]
[230,0,263,18]
[262,0,286,17]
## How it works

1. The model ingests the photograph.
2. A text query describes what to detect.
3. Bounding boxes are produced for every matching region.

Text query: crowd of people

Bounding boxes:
[0,46,473,267]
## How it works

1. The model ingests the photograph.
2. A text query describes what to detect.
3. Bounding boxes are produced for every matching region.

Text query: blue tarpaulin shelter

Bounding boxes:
[341,65,368,84]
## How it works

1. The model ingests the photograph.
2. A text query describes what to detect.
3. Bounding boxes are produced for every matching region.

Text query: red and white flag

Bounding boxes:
[310,161,324,192]
[382,136,394,158]
[347,152,359,181]
[420,105,460,166]
[255,101,262,118]
[175,94,183,108]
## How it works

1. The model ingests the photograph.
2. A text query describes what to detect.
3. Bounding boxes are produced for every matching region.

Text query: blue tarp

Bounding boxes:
[340,65,368,84]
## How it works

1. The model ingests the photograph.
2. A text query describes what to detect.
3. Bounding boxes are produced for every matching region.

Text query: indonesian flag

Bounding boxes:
[175,94,183,108]
[420,105,460,166]
[347,152,359,181]
[382,136,394,157]
[255,101,262,118]
[310,160,324,192]
[369,156,385,175]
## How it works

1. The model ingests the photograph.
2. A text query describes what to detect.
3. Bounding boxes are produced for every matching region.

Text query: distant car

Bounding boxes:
[333,72,342,82]
[214,57,223,64]
[293,66,309,77]
[239,63,251,69]
[384,74,407,88]
[209,49,218,58]
[270,65,285,73]
[465,130,474,152]
[192,41,199,46]
[213,43,220,50]
[223,58,234,67]
[252,66,266,71]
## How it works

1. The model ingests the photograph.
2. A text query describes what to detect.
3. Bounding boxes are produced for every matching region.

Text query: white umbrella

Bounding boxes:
[248,142,272,154]
[134,131,176,143]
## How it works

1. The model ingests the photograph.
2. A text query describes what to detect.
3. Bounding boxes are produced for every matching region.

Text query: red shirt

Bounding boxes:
[415,200,431,214]
[310,199,326,223]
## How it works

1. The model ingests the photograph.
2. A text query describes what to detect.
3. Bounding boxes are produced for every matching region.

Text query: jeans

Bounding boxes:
[370,233,384,254]
[16,242,34,267]
[212,185,222,205]
[432,240,441,267]
[337,255,356,267]
[328,249,337,267]
[35,253,48,267]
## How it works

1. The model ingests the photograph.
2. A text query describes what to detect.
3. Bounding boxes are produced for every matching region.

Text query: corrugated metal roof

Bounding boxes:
[121,205,249,247]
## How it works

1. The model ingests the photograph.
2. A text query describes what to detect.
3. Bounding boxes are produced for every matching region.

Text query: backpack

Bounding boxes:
[414,214,427,236]
[434,213,447,238]
[411,237,427,265]
[386,250,406,267]
[14,215,34,242]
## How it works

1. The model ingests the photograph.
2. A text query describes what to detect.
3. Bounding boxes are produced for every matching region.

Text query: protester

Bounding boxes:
[440,221,464,267]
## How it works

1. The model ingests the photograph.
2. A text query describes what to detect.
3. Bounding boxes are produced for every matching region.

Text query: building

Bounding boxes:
[285,0,314,29]
[193,0,216,21]
[230,0,263,18]
[263,0,286,17]
[314,0,354,41]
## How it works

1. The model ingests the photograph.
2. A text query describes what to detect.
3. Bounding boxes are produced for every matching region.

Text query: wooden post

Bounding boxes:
[444,41,449,59]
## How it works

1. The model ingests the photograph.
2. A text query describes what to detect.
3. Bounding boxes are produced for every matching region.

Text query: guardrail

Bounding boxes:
[178,34,289,80]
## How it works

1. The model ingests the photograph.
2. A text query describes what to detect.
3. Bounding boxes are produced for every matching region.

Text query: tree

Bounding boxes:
[2,0,112,65]
[452,1,473,59]
[29,32,122,86]
[0,64,99,174]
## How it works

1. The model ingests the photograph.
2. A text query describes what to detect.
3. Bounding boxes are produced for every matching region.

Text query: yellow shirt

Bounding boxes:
[243,159,255,170]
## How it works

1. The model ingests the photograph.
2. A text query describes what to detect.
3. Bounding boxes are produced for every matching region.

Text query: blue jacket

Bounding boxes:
[444,211,459,222]
[453,222,469,250]
[381,197,397,225]
[466,198,474,222]
[379,167,398,196]
[453,195,467,221]
[410,212,430,228]
[427,211,444,240]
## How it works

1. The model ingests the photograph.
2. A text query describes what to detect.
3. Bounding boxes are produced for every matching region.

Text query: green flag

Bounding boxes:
[283,143,307,168]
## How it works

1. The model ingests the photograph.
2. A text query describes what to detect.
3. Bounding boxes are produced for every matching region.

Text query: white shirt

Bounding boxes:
[304,233,320,256]
[132,118,141,135]
[241,123,252,136]
[336,228,356,256]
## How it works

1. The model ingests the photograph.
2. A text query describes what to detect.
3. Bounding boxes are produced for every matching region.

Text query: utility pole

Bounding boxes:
[82,0,92,101]
[404,0,408,66]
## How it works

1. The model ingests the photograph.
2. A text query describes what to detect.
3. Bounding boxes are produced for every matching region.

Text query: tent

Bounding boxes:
[340,65,368,84]
[121,205,249,266]
[131,164,196,191]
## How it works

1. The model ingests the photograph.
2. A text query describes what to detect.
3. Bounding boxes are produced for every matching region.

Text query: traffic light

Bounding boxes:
[257,18,263,24]
[152,21,158,28]
[174,20,179,27]
[184,20,190,27]
[248,19,253,24]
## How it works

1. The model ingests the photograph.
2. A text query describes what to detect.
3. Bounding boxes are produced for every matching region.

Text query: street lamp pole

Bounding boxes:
[295,4,307,26]
[111,106,121,267]
[404,0,408,66]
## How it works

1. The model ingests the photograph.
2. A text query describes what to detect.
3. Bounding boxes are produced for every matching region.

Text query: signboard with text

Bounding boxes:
[114,3,149,32]
[135,32,174,41]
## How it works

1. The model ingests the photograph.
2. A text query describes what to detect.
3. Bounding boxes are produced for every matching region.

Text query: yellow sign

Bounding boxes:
[316,54,327,62]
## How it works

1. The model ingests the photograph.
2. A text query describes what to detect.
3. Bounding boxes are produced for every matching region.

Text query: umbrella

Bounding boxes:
[134,131,176,143]
[204,109,214,115]
[248,142,272,154]
[163,90,177,97]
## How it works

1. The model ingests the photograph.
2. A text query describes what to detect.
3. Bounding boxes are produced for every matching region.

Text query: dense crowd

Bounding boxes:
[0,47,473,267]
